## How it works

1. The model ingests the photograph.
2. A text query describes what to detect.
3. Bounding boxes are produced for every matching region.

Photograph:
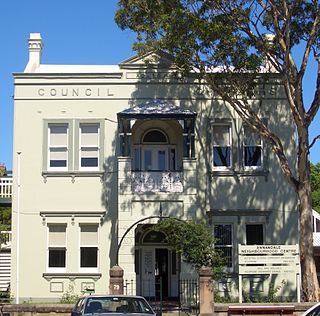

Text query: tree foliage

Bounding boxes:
[155,218,225,275]
[311,163,320,213]
[116,0,320,301]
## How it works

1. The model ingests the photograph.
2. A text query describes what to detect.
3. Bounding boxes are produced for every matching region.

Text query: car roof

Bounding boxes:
[81,295,147,299]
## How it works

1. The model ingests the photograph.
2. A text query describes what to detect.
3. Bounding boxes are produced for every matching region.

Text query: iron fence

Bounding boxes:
[124,278,199,315]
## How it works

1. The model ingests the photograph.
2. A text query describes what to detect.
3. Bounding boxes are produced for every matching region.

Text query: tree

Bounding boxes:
[115,1,320,301]
[311,163,320,213]
[155,218,225,276]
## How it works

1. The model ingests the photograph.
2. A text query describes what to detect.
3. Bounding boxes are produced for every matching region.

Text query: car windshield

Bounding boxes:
[84,297,154,315]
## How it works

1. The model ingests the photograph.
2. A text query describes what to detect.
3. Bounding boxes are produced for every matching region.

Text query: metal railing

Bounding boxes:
[124,278,199,315]
[0,178,12,199]
[0,232,11,247]
[132,171,183,193]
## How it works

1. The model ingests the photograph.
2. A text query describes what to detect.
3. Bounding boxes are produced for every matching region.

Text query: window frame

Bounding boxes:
[47,224,67,272]
[212,123,232,170]
[44,120,73,172]
[214,224,233,270]
[78,123,100,171]
[79,224,99,272]
[75,120,104,172]
[43,119,104,174]
[133,128,177,171]
[243,125,263,170]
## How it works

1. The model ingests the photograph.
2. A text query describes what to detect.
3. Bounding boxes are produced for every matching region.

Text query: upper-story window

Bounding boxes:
[44,120,104,173]
[48,124,68,171]
[243,126,262,169]
[133,129,176,171]
[79,123,100,170]
[212,124,232,169]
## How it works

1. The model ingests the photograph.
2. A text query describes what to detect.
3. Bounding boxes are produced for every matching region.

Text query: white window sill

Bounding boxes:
[42,171,104,183]
[43,272,101,281]
[210,169,269,180]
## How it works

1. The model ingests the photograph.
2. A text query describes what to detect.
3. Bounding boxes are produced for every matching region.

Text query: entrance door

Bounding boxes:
[155,249,169,298]
[141,248,155,297]
[141,247,177,298]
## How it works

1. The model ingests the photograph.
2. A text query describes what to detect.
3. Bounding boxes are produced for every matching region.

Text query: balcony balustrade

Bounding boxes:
[0,177,12,199]
[0,231,11,248]
[132,171,183,193]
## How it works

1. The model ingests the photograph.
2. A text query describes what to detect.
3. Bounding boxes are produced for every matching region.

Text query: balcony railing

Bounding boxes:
[132,171,183,193]
[0,177,12,199]
[0,231,11,248]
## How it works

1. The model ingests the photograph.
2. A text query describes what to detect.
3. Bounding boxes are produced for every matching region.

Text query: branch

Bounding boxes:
[309,135,320,150]
[203,72,300,191]
[298,7,320,81]
[306,57,320,125]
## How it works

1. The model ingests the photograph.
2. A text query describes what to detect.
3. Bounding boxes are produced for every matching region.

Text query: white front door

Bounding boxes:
[141,248,155,297]
[140,247,178,298]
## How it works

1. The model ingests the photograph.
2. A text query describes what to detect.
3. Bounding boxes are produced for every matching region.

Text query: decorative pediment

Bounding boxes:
[119,51,175,69]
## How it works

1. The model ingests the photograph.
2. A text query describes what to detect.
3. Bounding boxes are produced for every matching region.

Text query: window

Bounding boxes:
[48,124,68,171]
[133,129,176,171]
[79,123,100,170]
[246,224,264,245]
[244,126,262,168]
[212,125,232,168]
[48,225,66,269]
[45,120,103,173]
[214,224,233,268]
[80,225,98,269]
[143,130,167,143]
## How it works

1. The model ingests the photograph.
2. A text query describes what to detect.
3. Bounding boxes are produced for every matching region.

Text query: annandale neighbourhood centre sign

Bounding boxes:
[238,244,300,303]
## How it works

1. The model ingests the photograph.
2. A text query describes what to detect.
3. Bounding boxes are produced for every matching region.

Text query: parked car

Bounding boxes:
[302,302,320,316]
[71,295,156,316]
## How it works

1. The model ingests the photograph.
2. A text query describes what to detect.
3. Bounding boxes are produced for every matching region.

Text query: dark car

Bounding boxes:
[71,295,156,316]
[302,302,320,316]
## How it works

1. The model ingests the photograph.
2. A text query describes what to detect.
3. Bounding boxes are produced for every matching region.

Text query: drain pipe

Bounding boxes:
[15,152,21,304]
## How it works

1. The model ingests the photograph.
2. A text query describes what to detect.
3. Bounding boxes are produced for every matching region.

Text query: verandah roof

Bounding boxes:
[117,99,197,120]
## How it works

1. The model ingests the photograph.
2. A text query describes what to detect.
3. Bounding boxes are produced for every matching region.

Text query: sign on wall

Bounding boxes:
[238,244,300,303]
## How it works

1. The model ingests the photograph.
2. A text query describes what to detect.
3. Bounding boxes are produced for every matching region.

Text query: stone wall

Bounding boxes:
[0,303,316,316]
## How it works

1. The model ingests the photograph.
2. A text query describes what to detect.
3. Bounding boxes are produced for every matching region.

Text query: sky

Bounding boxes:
[0,0,319,171]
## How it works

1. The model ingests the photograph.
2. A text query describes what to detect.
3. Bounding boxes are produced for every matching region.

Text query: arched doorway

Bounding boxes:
[135,224,179,299]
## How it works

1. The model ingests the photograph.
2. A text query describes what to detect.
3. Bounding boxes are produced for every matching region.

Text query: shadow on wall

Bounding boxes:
[100,53,298,299]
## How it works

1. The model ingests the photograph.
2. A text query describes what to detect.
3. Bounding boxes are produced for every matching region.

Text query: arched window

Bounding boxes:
[142,230,167,244]
[143,130,167,143]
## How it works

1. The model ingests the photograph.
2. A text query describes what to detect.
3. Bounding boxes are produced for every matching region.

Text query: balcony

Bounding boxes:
[0,177,12,204]
[132,171,183,193]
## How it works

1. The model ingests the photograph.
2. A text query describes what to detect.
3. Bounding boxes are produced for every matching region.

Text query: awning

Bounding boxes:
[117,99,197,120]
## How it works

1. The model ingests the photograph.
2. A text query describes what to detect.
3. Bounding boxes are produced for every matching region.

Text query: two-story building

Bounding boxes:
[11,33,298,302]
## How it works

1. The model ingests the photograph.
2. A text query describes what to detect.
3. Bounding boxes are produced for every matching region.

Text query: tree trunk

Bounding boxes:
[299,185,320,301]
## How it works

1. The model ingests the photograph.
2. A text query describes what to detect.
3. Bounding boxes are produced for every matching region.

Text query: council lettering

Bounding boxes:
[37,87,114,98]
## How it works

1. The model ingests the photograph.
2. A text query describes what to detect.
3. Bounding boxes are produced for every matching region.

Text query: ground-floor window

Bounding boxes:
[48,224,66,269]
[214,224,233,268]
[246,224,264,245]
[80,224,99,269]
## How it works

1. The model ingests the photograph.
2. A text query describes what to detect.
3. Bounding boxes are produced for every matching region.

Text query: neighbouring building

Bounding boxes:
[0,165,12,295]
[11,33,299,302]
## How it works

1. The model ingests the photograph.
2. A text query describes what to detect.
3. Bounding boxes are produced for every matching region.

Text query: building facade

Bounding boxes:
[11,33,298,302]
